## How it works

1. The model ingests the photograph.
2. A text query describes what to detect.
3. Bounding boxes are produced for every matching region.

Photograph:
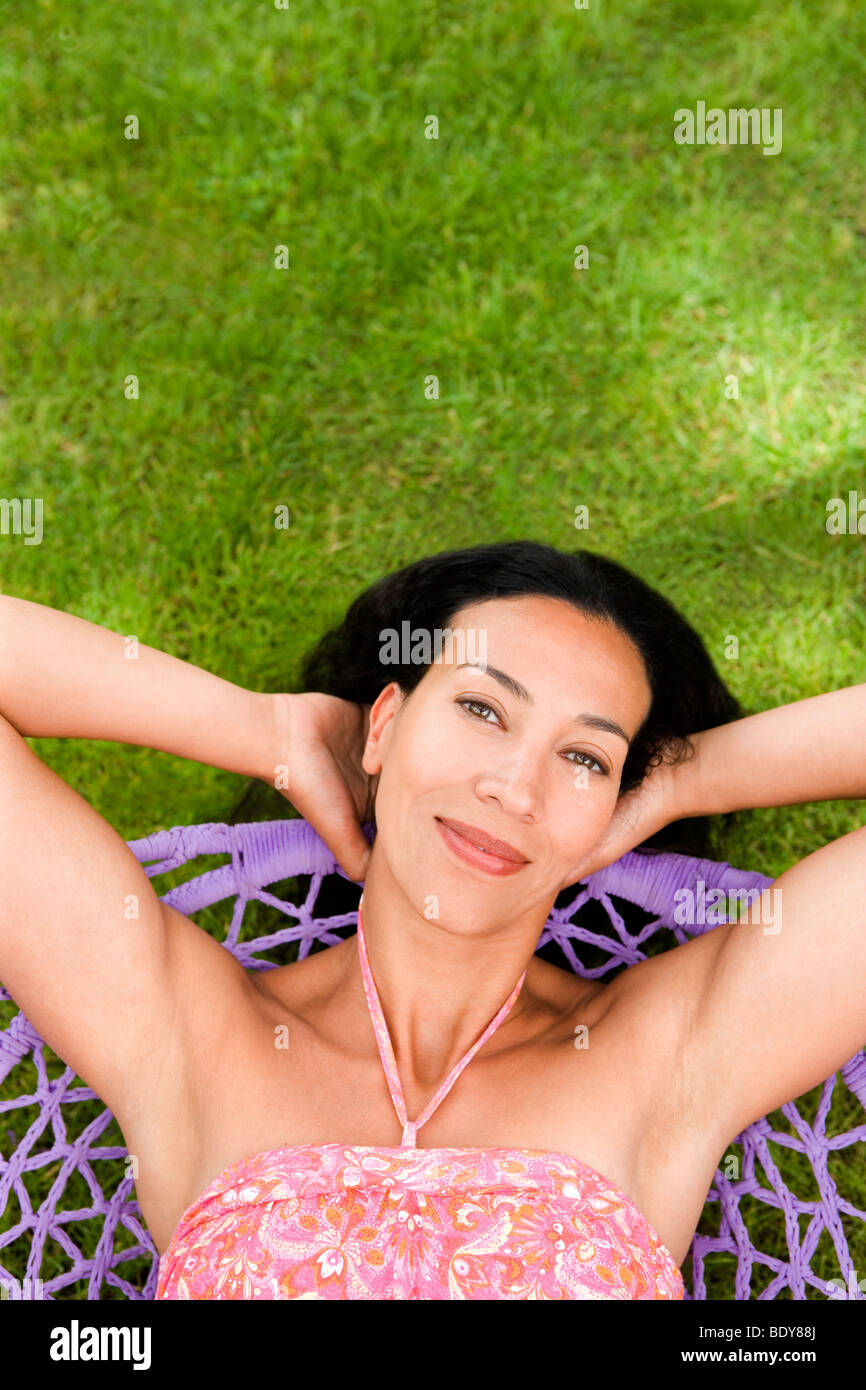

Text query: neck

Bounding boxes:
[343,851,551,1090]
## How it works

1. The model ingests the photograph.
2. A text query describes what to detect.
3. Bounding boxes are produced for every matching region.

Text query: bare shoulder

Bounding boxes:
[602,929,736,1263]
[105,903,257,1127]
[606,923,732,1140]
[112,905,262,1204]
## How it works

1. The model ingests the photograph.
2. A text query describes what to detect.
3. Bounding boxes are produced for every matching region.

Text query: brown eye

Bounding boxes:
[566,750,608,776]
[457,698,609,775]
[456,698,501,724]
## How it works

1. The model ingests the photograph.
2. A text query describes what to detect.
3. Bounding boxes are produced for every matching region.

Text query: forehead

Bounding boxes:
[430,595,651,731]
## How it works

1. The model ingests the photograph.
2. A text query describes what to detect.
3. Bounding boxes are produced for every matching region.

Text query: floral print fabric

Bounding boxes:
[155,1142,684,1300]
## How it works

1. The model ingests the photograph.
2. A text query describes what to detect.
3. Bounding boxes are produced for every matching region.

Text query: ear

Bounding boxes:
[361,682,404,776]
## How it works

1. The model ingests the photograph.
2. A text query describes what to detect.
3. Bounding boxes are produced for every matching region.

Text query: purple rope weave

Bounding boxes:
[1,818,863,1300]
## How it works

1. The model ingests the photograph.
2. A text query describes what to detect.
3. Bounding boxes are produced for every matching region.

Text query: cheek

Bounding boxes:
[392,713,467,786]
[553,779,618,838]
[374,719,451,812]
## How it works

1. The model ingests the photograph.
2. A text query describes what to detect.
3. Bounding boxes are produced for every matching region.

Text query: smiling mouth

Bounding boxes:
[434,817,529,876]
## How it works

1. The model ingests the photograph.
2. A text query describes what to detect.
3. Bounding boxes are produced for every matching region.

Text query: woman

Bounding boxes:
[1,540,864,1299]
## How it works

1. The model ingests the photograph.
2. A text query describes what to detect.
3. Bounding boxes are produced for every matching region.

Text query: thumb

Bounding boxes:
[299,790,372,883]
[280,748,373,882]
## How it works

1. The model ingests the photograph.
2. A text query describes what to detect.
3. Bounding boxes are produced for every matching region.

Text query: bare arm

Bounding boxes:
[0,595,278,1124]
[662,684,866,1145]
[0,593,273,777]
[576,684,866,879]
[677,682,866,818]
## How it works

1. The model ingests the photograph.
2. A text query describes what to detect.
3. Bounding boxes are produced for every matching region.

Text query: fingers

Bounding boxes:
[298,797,371,881]
[287,770,371,882]
[319,812,371,882]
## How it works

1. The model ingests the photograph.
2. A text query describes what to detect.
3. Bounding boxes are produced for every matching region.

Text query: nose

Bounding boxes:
[474,745,541,820]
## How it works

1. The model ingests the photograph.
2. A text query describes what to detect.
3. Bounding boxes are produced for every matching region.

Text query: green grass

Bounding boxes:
[1,0,865,1300]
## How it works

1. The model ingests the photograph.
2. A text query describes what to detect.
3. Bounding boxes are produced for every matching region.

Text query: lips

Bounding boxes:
[433,811,528,878]
[437,817,527,862]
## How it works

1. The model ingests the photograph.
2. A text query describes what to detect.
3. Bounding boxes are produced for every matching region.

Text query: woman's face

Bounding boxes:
[362,595,653,928]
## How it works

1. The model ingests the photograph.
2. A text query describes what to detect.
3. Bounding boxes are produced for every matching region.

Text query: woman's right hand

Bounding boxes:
[263,692,378,882]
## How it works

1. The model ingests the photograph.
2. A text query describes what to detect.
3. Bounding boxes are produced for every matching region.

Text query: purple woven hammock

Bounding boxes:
[1,818,864,1301]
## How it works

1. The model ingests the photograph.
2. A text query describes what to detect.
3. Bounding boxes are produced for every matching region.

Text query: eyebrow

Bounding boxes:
[455,662,632,745]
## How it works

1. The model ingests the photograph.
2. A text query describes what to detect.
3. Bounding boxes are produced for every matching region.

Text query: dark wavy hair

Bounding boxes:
[224,539,746,860]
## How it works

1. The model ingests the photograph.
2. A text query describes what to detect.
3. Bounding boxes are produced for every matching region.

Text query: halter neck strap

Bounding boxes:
[356,895,528,1147]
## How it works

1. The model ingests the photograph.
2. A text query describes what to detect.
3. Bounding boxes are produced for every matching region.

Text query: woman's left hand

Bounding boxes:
[577,753,686,879]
